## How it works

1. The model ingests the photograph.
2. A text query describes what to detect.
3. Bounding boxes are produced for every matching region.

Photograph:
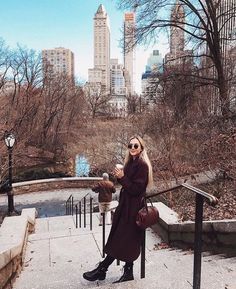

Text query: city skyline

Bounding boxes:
[0,0,168,93]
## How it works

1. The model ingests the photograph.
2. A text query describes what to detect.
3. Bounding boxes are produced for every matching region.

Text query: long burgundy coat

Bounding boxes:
[104,156,148,262]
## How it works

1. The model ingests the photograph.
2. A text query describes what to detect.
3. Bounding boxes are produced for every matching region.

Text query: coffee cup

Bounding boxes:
[116,164,124,170]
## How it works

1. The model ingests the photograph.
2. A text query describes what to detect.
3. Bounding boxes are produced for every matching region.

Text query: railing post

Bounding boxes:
[72,196,74,216]
[90,197,93,231]
[79,201,82,228]
[141,229,146,279]
[84,196,86,228]
[69,198,71,215]
[75,204,78,228]
[193,194,204,289]
[102,212,105,258]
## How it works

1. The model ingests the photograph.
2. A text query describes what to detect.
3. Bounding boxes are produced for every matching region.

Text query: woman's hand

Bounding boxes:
[113,168,124,179]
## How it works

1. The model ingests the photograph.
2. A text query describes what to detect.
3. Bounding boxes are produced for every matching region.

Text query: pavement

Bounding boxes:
[0,188,120,218]
[12,213,236,289]
[1,188,235,289]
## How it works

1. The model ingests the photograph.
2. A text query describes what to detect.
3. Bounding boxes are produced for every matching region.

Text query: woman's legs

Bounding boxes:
[83,255,115,281]
[100,255,115,269]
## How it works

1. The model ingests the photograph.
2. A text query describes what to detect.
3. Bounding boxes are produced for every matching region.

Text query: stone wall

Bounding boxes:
[12,177,102,195]
[0,208,37,289]
[152,202,236,254]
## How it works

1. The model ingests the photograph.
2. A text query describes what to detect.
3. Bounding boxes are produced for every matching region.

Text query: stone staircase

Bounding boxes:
[12,214,236,289]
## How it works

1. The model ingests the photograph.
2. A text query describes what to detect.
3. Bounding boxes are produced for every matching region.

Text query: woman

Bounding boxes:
[83,135,153,283]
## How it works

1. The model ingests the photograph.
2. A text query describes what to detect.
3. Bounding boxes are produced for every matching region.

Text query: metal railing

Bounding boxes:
[140,183,218,289]
[65,194,73,215]
[74,193,93,230]
[65,192,93,230]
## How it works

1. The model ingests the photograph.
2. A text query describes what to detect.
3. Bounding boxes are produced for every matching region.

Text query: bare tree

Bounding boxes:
[83,82,112,118]
[117,0,236,117]
[0,44,86,178]
[0,38,11,91]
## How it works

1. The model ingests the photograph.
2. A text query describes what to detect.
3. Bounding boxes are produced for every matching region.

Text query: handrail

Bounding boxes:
[182,183,218,206]
[74,192,93,230]
[146,183,218,206]
[141,182,218,289]
[65,194,73,215]
[74,192,91,206]
[65,192,93,230]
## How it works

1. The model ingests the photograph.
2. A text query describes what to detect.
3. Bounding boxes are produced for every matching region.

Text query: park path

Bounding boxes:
[12,212,236,289]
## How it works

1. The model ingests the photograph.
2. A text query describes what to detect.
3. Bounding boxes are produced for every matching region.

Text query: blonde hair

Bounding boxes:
[124,135,153,190]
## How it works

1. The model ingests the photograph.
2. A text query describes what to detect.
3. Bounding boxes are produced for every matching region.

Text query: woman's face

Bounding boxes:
[128,138,142,157]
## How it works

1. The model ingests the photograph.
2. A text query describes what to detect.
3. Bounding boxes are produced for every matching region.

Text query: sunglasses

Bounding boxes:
[128,143,140,149]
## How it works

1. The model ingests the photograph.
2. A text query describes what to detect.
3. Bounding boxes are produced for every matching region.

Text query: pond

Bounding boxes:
[0,188,96,218]
[75,155,90,177]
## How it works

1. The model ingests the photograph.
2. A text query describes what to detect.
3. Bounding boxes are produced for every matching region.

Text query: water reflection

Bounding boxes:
[75,155,90,177]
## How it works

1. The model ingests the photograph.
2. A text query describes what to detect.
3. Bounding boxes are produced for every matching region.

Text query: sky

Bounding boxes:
[0,0,169,94]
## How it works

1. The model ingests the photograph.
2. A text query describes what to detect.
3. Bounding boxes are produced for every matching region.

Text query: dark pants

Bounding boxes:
[101,255,133,270]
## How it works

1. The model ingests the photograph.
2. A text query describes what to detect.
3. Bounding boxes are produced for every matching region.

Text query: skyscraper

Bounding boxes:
[110,59,126,96]
[165,0,193,67]
[88,4,110,93]
[124,12,135,96]
[170,0,185,55]
[109,58,127,117]
[42,47,74,79]
[202,0,236,114]
[146,50,163,73]
[217,0,236,112]
[141,50,163,105]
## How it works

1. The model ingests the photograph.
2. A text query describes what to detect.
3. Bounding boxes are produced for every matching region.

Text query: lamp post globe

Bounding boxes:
[4,131,16,215]
[4,132,16,149]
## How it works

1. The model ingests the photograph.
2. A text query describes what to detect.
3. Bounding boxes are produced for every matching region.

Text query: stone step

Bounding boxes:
[12,215,236,289]
[13,251,236,289]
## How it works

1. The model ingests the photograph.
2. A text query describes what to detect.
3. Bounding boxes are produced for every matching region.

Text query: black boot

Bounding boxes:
[113,264,134,283]
[83,262,107,281]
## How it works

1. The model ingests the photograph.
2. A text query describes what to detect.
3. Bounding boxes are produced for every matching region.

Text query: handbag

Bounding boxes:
[136,197,159,229]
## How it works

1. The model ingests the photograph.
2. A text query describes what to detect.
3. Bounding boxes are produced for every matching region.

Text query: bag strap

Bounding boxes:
[141,195,154,210]
[145,197,154,207]
[141,197,148,210]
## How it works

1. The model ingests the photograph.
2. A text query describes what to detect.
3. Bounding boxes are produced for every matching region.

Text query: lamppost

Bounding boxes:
[4,131,16,215]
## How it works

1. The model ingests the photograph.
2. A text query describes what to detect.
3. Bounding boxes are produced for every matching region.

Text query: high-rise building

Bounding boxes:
[42,47,74,79]
[202,0,236,114]
[88,4,110,93]
[141,50,163,105]
[109,58,127,117]
[219,0,236,112]
[146,50,163,73]
[165,0,193,67]
[170,0,185,55]
[124,12,135,96]
[110,59,126,95]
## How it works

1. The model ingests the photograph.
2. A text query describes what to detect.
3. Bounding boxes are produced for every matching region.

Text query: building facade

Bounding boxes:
[88,4,110,93]
[219,0,236,112]
[124,12,135,96]
[202,0,236,114]
[42,47,74,79]
[141,50,163,106]
[165,0,193,68]
[109,58,127,117]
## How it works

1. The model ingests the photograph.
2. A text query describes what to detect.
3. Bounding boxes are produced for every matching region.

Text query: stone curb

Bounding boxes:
[152,202,236,252]
[0,208,37,289]
[11,177,103,195]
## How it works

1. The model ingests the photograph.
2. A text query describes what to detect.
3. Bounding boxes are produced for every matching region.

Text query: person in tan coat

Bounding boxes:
[83,136,153,283]
[92,173,116,225]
